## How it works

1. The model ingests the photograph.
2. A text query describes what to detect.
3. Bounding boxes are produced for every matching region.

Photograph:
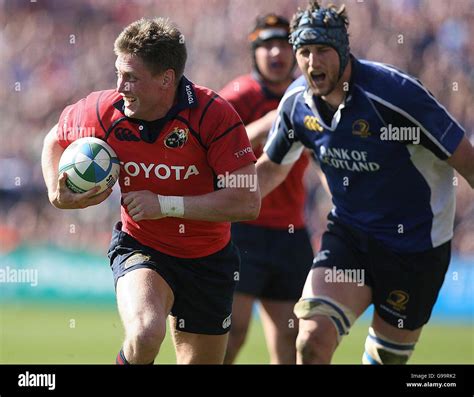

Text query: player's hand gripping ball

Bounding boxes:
[58,137,120,195]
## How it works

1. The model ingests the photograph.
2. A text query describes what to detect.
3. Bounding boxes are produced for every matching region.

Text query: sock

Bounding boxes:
[116,348,154,365]
[116,348,129,365]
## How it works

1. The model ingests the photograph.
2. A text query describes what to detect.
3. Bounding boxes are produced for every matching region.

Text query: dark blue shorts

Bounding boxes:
[108,222,240,335]
[312,214,451,330]
[231,223,314,301]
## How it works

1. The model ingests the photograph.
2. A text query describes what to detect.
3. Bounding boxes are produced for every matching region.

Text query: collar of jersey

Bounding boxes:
[302,55,359,130]
[344,55,358,104]
[113,75,198,124]
[111,76,198,143]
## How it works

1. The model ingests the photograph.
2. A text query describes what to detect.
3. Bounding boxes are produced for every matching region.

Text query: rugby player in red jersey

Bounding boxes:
[41,17,260,364]
[220,14,313,364]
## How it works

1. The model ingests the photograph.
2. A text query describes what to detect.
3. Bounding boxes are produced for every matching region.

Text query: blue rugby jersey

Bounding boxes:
[264,57,465,253]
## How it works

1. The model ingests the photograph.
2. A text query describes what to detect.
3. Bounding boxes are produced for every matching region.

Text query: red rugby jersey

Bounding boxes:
[57,77,257,258]
[219,74,309,229]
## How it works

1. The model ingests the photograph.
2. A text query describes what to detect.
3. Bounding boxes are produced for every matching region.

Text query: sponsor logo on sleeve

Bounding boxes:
[234,146,253,159]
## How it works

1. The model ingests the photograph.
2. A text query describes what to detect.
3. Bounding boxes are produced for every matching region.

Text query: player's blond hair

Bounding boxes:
[114,17,187,81]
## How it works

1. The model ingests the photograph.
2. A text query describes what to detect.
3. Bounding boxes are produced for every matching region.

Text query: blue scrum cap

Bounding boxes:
[290,3,350,78]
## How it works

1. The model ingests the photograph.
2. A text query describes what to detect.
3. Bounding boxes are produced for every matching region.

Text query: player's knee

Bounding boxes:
[362,327,416,365]
[296,317,337,364]
[126,318,165,355]
[295,329,315,363]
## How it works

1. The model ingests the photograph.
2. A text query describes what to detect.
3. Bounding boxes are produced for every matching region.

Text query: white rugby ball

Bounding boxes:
[58,137,120,194]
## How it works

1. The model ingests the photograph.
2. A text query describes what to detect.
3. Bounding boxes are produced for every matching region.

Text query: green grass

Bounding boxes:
[0,302,472,364]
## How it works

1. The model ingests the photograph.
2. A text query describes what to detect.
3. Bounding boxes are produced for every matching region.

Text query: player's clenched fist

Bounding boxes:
[122,191,165,222]
[52,172,113,209]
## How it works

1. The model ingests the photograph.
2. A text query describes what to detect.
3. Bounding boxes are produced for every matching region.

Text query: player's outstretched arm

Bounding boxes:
[41,125,112,209]
[447,136,474,189]
[122,163,261,222]
[256,153,294,198]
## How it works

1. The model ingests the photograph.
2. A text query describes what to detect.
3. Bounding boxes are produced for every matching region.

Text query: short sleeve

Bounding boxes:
[368,66,465,160]
[264,90,304,165]
[56,91,107,148]
[56,99,87,148]
[202,96,257,176]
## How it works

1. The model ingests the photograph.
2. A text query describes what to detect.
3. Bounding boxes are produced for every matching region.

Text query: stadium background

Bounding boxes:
[0,0,472,364]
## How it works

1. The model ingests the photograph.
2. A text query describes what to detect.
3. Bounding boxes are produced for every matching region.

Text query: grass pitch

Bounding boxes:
[1,302,472,364]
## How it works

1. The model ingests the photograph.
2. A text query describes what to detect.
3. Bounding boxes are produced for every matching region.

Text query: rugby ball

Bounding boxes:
[58,137,120,194]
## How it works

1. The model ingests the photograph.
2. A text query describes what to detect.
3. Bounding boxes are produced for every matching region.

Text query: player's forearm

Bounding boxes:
[41,125,63,204]
[183,186,260,222]
[41,125,112,210]
[123,165,261,223]
[256,153,292,198]
[183,163,261,221]
[246,119,271,149]
[316,167,331,196]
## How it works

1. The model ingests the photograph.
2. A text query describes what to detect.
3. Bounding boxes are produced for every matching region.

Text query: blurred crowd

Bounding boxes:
[0,0,473,255]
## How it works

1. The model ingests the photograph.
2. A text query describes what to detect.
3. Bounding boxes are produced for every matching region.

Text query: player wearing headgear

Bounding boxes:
[257,1,474,364]
[219,14,313,364]
[41,17,260,364]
